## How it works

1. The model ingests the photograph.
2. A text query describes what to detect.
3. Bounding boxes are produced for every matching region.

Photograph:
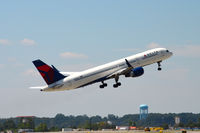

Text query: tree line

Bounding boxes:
[0,113,200,131]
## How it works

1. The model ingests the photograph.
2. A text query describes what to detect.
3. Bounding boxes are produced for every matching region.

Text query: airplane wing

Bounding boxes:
[107,59,133,79]
[107,67,131,79]
[107,68,126,79]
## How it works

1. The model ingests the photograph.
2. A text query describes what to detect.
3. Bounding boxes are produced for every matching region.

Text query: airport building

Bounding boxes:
[16,116,35,133]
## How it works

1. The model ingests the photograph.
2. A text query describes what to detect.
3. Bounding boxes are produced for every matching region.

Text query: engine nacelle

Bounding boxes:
[125,67,144,77]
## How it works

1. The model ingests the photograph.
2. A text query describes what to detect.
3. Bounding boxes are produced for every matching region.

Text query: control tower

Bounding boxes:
[139,104,148,120]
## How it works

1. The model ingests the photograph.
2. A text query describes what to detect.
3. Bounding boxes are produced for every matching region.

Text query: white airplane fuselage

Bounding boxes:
[41,48,172,92]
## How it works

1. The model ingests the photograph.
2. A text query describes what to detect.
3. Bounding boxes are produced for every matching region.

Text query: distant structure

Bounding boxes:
[17,116,35,133]
[139,104,148,120]
[16,116,35,124]
[62,128,73,132]
[175,116,180,125]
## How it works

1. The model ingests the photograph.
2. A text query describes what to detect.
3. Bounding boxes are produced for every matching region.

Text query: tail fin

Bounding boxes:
[32,59,66,85]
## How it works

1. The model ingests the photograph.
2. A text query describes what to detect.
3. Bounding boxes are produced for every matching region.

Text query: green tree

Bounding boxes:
[3,120,16,129]
[129,120,133,126]
[178,122,185,127]
[133,121,136,126]
[18,117,34,129]
[197,118,200,127]
[186,121,196,129]
[35,123,48,132]
[98,121,107,129]
[82,120,90,129]
[49,126,60,131]
[0,122,4,131]
[161,123,169,129]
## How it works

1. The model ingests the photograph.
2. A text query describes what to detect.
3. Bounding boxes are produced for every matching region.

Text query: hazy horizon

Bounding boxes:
[0,0,200,117]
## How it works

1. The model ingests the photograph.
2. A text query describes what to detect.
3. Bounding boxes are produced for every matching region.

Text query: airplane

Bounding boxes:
[31,48,172,92]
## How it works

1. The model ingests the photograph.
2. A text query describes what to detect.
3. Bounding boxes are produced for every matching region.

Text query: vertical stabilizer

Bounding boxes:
[32,59,66,85]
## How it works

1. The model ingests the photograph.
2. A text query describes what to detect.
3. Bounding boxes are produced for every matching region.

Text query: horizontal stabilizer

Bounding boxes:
[60,72,78,76]
[29,86,46,89]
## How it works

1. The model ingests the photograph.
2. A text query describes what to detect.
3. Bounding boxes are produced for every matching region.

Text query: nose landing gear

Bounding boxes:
[157,61,162,71]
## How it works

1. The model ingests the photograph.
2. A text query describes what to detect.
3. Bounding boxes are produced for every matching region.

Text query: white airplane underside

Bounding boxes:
[30,48,173,92]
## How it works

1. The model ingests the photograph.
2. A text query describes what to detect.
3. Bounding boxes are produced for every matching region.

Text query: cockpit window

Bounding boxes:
[166,50,169,52]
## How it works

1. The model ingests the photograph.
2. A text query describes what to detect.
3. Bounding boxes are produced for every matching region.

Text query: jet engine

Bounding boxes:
[125,67,144,77]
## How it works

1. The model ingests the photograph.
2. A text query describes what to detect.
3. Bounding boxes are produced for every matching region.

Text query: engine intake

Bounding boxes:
[125,67,144,77]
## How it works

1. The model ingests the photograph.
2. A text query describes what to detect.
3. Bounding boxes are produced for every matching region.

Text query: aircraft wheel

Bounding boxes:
[117,82,121,86]
[100,85,104,89]
[113,84,118,88]
[158,68,162,71]
[104,83,107,87]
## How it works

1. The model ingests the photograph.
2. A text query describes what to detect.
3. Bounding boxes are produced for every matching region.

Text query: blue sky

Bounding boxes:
[0,0,200,118]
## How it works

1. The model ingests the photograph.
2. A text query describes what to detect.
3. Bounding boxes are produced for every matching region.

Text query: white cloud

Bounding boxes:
[0,39,11,45]
[20,38,36,46]
[173,45,200,58]
[147,42,161,49]
[60,52,88,59]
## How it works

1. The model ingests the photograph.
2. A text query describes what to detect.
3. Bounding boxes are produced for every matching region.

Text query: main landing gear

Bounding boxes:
[113,75,121,88]
[157,61,162,71]
[99,78,122,88]
[113,82,121,88]
[99,81,107,89]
